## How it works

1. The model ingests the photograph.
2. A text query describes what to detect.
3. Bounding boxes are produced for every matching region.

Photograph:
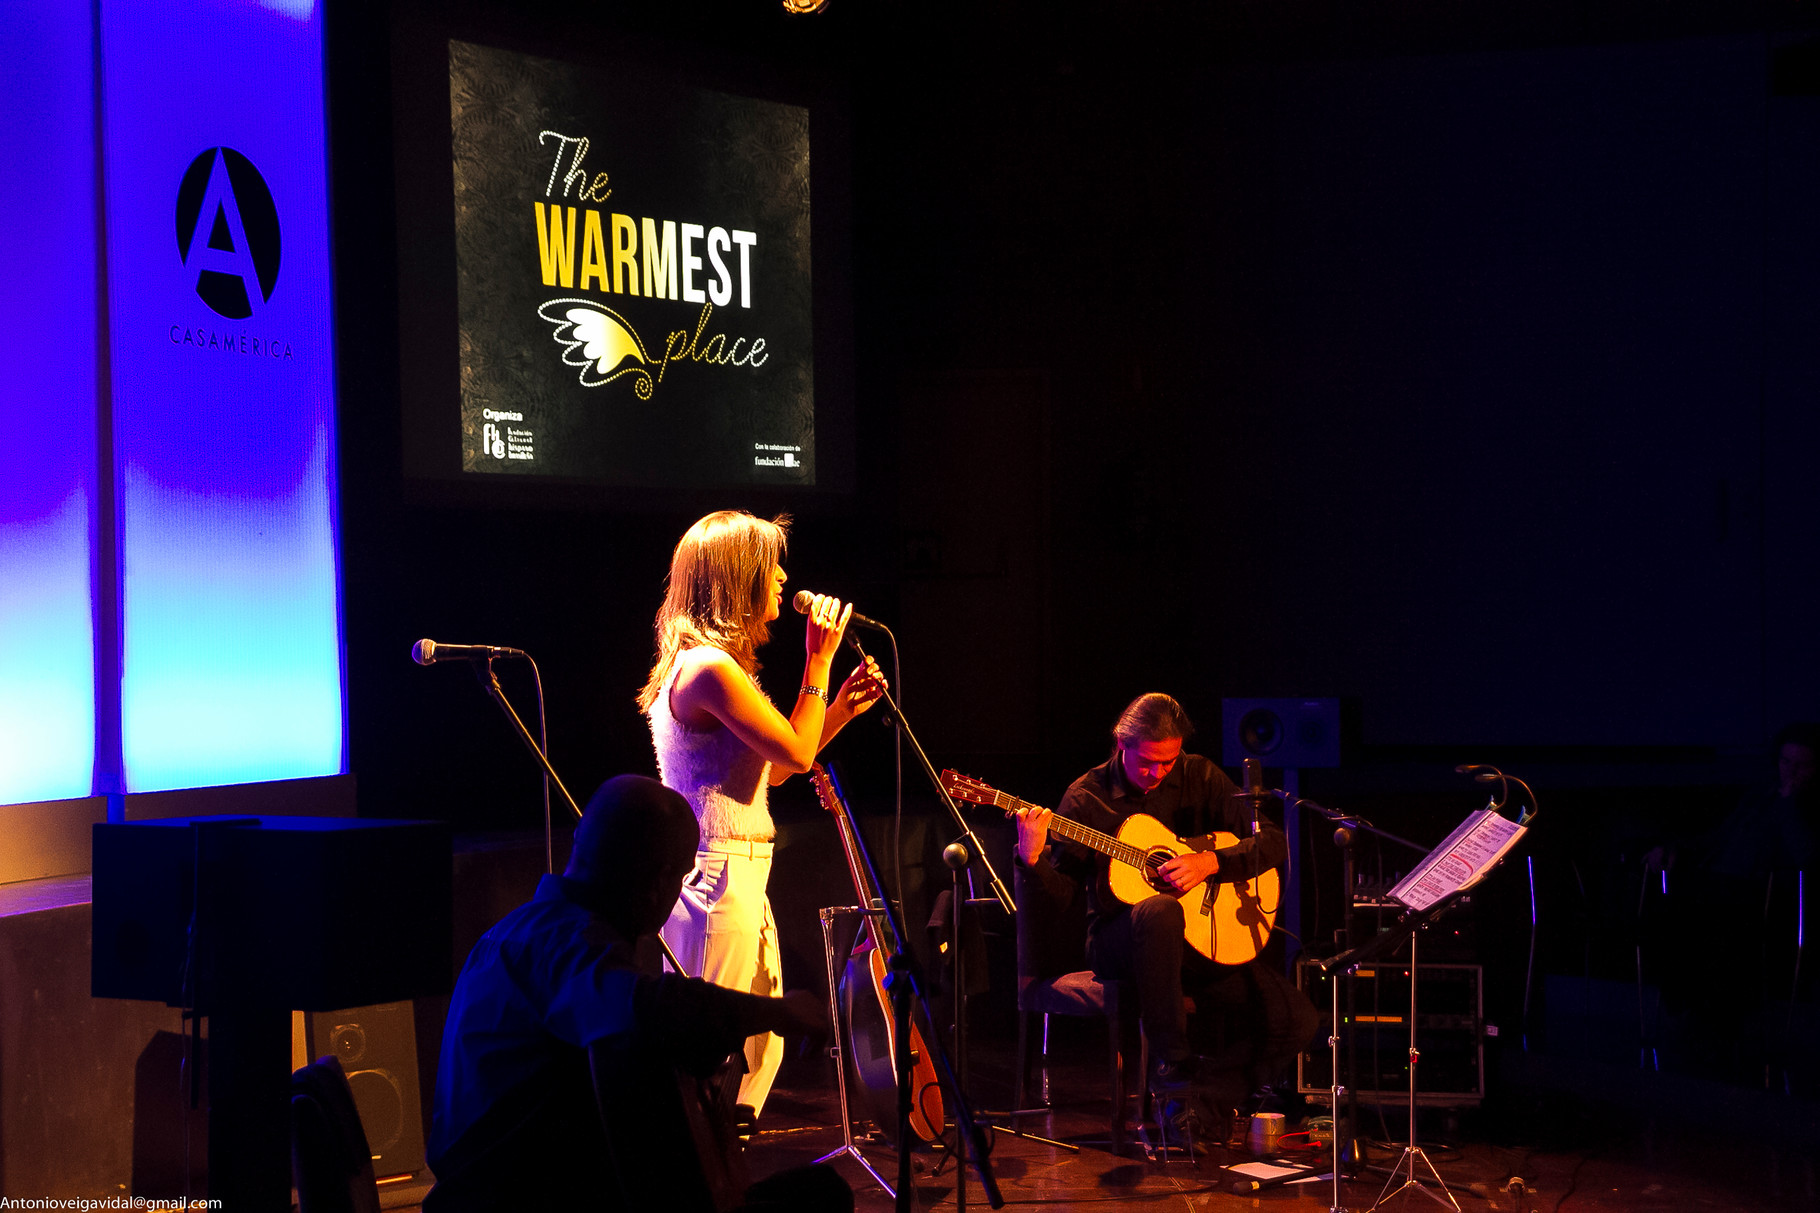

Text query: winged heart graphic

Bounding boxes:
[536,298,655,399]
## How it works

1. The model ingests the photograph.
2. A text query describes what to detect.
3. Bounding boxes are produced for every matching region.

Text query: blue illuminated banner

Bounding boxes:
[0,0,98,806]
[101,0,343,791]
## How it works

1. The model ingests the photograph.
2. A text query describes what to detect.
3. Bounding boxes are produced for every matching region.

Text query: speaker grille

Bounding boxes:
[304,1001,424,1175]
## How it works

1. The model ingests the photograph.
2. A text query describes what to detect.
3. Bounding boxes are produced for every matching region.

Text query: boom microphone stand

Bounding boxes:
[848,627,1010,1206]
[415,646,583,852]
[843,632,1014,920]
[466,655,583,821]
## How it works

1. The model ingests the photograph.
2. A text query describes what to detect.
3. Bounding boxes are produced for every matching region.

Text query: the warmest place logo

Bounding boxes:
[176,147,280,320]
[531,131,770,404]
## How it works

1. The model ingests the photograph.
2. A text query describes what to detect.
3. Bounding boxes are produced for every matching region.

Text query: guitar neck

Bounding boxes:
[812,766,894,953]
[986,789,1153,871]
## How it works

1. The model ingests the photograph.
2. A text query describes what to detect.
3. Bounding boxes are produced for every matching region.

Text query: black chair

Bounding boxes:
[291,1056,381,1213]
[1010,864,1134,1155]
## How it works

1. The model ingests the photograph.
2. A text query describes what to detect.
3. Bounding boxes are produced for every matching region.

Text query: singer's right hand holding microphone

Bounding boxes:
[799,592,886,723]
[797,592,852,665]
[784,589,885,756]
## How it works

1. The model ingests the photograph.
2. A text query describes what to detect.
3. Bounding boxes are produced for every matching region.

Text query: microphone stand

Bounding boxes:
[844,631,1013,917]
[840,633,1006,1211]
[1244,779,1426,1202]
[467,656,583,825]
[935,843,1072,1212]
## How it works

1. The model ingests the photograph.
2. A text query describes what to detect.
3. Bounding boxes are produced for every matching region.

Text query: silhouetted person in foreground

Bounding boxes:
[425,774,850,1212]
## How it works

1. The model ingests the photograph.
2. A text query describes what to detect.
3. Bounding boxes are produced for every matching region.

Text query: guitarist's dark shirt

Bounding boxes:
[1025,752,1288,937]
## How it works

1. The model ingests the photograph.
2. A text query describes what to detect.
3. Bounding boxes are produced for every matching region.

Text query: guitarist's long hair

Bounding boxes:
[1112,692,1196,750]
[638,510,791,713]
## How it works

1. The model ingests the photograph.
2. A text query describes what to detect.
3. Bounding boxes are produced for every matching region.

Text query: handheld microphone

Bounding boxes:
[791,589,889,632]
[411,639,527,665]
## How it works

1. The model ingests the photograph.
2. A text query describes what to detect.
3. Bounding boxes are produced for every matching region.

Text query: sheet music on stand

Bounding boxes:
[1388,809,1526,911]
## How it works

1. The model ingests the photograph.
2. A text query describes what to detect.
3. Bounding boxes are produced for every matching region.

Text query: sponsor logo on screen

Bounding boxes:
[754,444,801,468]
[480,409,534,461]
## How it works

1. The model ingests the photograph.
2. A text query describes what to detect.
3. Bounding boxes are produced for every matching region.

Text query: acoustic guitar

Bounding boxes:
[939,770,1279,965]
[811,763,946,1145]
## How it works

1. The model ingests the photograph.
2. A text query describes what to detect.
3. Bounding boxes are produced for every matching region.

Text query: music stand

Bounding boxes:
[1294,797,1432,1211]
[1317,892,1470,1212]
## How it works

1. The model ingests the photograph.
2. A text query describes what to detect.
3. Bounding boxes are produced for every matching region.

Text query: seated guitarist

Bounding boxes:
[1013,693,1317,1118]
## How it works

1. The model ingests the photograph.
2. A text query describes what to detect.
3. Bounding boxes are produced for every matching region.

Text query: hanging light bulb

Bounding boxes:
[782,0,828,12]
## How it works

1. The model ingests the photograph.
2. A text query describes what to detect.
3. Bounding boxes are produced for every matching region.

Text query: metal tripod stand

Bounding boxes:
[1368,927,1459,1212]
[814,904,901,1199]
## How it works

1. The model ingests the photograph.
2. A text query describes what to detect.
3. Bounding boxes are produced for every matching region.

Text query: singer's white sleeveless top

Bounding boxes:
[648,654,775,842]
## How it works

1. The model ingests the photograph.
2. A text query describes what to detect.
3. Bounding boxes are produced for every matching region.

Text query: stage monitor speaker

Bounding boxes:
[1221,698,1341,769]
[303,1001,426,1178]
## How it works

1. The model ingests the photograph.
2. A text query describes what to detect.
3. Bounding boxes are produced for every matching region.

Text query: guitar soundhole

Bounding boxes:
[1143,848,1175,894]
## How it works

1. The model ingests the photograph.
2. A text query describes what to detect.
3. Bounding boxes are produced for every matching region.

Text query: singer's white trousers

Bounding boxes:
[660,839,783,1117]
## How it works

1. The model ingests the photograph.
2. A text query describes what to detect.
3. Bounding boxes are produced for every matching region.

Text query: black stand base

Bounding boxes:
[204,1003,292,1211]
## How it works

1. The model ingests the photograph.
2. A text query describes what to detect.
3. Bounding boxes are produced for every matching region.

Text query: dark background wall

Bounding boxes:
[331,0,1820,821]
[325,0,1820,1036]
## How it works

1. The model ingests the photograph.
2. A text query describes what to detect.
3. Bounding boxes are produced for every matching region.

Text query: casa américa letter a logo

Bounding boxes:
[176,147,281,319]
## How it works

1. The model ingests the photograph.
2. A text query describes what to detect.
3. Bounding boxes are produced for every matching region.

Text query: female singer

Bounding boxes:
[637,509,885,1117]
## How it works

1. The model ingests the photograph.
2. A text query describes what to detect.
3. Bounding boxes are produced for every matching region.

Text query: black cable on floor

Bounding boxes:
[1551,1151,1593,1212]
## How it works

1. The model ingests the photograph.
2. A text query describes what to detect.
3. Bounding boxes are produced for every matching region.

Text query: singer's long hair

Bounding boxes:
[637,510,790,714]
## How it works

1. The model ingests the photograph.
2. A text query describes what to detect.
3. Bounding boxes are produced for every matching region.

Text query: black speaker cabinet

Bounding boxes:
[1221,698,1341,769]
[304,1001,426,1178]
[93,814,452,1010]
[93,815,448,1209]
[1296,959,1485,1106]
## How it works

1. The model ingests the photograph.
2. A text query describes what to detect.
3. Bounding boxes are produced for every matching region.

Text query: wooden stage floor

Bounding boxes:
[738,1042,1820,1212]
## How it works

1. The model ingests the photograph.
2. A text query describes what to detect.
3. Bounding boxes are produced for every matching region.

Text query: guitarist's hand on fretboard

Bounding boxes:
[1012,803,1053,865]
